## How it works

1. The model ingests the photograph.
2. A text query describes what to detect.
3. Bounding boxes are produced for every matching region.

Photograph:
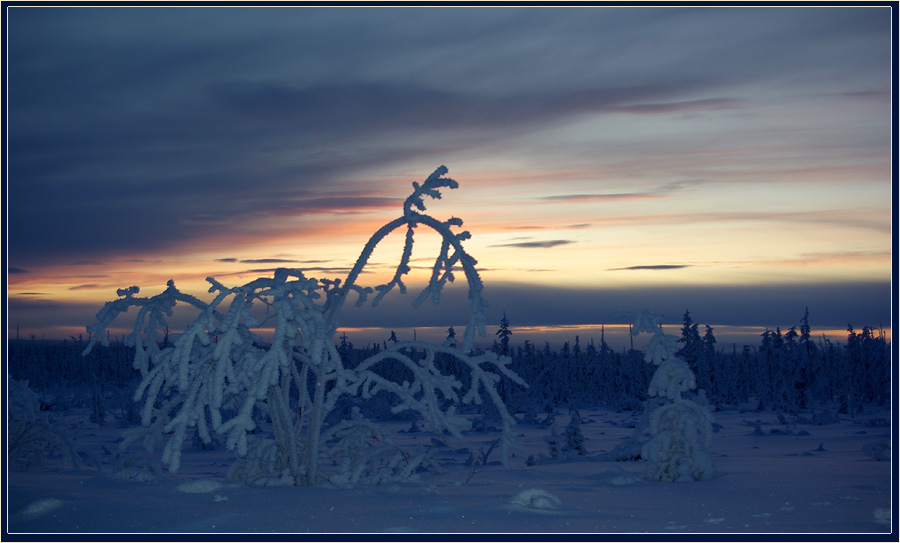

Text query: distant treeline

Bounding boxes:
[6,309,890,418]
[493,310,890,415]
[337,309,891,416]
[8,336,136,389]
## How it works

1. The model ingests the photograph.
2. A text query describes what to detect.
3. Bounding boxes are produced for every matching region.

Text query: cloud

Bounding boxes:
[584,209,891,234]
[207,80,684,136]
[8,267,28,274]
[7,278,890,344]
[608,265,692,271]
[239,258,299,264]
[6,6,890,277]
[491,240,575,249]
[503,223,592,231]
[715,250,892,268]
[216,266,355,278]
[538,193,665,203]
[333,280,891,333]
[7,295,201,338]
[612,97,741,114]
[538,178,716,205]
[9,9,724,269]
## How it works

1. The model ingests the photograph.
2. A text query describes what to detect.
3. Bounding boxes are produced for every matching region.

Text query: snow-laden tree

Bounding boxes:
[619,311,716,482]
[82,166,525,487]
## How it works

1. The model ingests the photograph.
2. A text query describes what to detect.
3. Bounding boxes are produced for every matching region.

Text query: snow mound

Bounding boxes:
[601,465,641,486]
[111,466,156,483]
[510,488,562,510]
[177,479,225,493]
[862,441,890,461]
[595,439,643,461]
[21,498,63,521]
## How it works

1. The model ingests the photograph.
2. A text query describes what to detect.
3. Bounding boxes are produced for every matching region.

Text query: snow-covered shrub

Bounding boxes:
[7,377,82,470]
[862,441,890,461]
[110,455,158,483]
[510,488,563,510]
[82,166,525,486]
[541,409,587,461]
[543,422,565,459]
[619,311,716,482]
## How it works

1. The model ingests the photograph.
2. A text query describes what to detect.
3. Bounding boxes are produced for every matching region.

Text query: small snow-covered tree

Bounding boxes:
[619,311,716,482]
[563,406,587,457]
[543,422,564,459]
[541,407,587,460]
[82,166,525,486]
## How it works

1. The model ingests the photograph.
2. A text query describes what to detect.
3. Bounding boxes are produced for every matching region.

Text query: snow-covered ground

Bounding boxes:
[7,404,893,535]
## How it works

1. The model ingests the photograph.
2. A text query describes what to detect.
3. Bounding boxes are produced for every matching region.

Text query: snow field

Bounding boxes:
[7,403,891,534]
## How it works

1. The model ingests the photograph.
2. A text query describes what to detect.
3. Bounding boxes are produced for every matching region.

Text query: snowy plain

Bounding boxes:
[6,403,893,536]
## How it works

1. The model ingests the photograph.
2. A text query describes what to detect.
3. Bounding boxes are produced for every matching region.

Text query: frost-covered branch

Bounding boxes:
[331,166,487,352]
[82,167,520,486]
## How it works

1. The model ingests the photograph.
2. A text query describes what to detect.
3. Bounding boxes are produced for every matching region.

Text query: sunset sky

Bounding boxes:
[6,5,894,348]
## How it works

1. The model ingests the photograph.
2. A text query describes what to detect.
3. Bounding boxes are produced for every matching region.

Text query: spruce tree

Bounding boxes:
[496,312,512,356]
[677,310,703,371]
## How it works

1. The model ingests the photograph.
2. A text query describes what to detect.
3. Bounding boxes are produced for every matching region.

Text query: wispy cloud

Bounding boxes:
[538,193,665,203]
[502,223,592,231]
[491,240,575,249]
[586,209,890,234]
[207,80,682,136]
[612,97,741,114]
[217,266,355,277]
[712,250,892,268]
[608,265,692,271]
[239,258,299,264]
[8,267,28,274]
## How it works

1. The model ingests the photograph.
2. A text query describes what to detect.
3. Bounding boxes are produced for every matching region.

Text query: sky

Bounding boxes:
[5,5,894,349]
